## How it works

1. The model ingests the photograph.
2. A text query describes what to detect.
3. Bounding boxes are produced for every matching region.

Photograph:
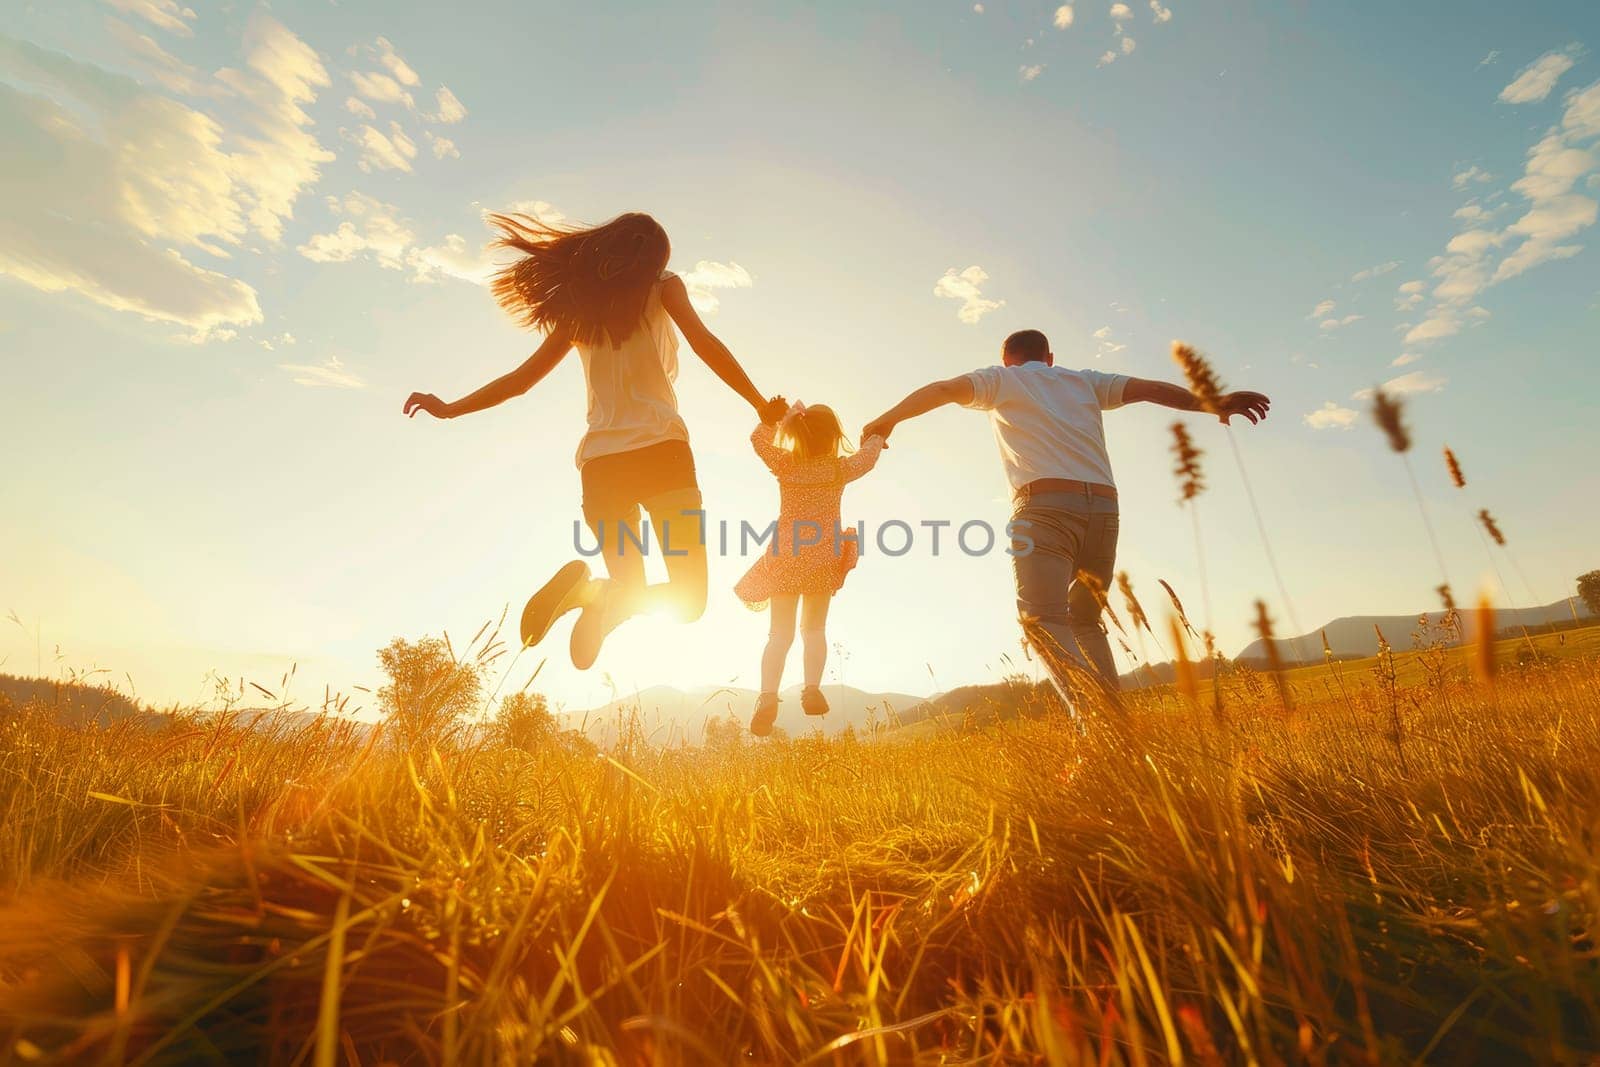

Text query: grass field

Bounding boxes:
[2,627,1599,1065]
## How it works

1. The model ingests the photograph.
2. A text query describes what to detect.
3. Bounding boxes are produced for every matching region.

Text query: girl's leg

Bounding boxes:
[799,593,832,688]
[761,594,799,694]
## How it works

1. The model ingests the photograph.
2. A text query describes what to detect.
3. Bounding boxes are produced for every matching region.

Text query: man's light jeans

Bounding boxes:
[1010,488,1121,707]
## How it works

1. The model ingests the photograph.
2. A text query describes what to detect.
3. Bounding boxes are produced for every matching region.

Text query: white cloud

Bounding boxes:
[219,14,336,243]
[1403,306,1463,344]
[106,0,195,38]
[349,120,418,172]
[1350,260,1399,282]
[106,17,214,96]
[1308,298,1335,318]
[1451,164,1493,190]
[1304,402,1358,430]
[1121,36,1137,55]
[1317,313,1363,330]
[1149,1,1172,24]
[1097,50,1118,67]
[505,200,567,226]
[1092,325,1112,339]
[298,192,416,269]
[0,18,331,337]
[344,95,376,120]
[1478,50,1500,68]
[432,86,467,124]
[1490,81,1600,284]
[427,132,460,159]
[680,260,754,315]
[409,233,496,285]
[1109,2,1132,20]
[1020,64,1045,81]
[297,193,502,285]
[371,37,420,88]
[1565,80,1600,140]
[278,355,365,389]
[1375,370,1446,396]
[1391,352,1422,367]
[1499,45,1580,105]
[1053,5,1074,28]
[348,70,413,110]
[973,3,985,12]
[934,265,1004,324]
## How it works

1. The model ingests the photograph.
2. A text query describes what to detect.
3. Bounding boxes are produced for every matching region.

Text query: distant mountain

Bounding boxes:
[0,673,144,727]
[564,683,923,745]
[1236,597,1593,664]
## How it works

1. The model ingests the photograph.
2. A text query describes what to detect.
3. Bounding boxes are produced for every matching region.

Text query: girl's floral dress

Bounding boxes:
[734,424,885,608]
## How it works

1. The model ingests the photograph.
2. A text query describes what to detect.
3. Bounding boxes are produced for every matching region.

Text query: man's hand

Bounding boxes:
[404,392,453,419]
[861,416,895,444]
[758,395,788,424]
[1217,391,1271,425]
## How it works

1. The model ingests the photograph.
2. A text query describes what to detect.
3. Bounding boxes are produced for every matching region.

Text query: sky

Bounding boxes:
[3,0,1599,717]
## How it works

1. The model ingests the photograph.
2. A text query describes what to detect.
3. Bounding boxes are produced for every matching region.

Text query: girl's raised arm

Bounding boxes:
[842,435,886,482]
[404,328,573,420]
[660,275,766,412]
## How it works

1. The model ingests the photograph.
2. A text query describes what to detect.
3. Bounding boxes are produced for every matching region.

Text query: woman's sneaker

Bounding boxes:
[569,581,624,671]
[800,686,829,717]
[520,560,591,649]
[750,692,779,737]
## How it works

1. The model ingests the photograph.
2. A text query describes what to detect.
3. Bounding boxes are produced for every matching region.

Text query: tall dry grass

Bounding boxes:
[2,636,1599,1064]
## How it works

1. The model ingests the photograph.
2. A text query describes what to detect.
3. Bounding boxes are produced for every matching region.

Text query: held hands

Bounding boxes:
[403,392,453,419]
[860,416,895,447]
[1217,391,1271,425]
[757,395,789,424]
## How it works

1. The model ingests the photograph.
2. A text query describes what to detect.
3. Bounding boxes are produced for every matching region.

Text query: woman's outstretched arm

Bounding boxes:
[660,275,767,411]
[404,329,574,420]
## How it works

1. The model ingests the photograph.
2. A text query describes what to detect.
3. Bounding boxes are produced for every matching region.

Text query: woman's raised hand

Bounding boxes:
[757,395,789,424]
[404,392,453,419]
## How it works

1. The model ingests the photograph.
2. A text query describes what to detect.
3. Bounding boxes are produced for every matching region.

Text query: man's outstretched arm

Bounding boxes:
[1124,378,1271,425]
[862,375,976,443]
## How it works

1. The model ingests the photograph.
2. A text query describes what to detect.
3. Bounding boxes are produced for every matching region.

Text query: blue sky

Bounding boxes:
[3,0,1598,713]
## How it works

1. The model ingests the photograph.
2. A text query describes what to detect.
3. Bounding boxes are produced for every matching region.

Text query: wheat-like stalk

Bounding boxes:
[1172,342,1225,415]
[1170,422,1205,502]
[1443,447,1465,489]
[1372,388,1411,454]
[1478,509,1506,546]
[1116,572,1152,636]
[1253,600,1295,713]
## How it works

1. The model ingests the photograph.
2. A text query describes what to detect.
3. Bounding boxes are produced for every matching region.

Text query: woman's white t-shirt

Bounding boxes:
[573,270,689,466]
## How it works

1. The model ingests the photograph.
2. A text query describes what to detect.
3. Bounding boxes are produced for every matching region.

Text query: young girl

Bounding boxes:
[404,211,782,669]
[736,403,886,736]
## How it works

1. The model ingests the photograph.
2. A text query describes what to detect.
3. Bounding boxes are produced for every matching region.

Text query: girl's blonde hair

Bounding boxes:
[777,405,854,460]
[487,211,670,348]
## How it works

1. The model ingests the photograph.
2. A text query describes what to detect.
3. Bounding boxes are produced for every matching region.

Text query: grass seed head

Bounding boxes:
[1371,388,1411,453]
[1172,342,1226,416]
[1478,509,1506,546]
[1252,599,1295,712]
[1444,447,1465,489]
[1170,421,1206,502]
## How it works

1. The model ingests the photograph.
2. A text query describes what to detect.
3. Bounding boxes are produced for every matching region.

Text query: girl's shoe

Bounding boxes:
[520,560,591,649]
[750,692,779,737]
[800,686,829,717]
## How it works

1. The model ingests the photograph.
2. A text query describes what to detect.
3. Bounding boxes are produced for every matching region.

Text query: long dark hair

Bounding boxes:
[487,211,671,347]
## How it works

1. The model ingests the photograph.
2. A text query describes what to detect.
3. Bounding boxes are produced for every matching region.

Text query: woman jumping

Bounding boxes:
[404,211,782,669]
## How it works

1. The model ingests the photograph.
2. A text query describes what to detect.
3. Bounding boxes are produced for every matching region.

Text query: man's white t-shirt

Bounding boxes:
[962,361,1132,493]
